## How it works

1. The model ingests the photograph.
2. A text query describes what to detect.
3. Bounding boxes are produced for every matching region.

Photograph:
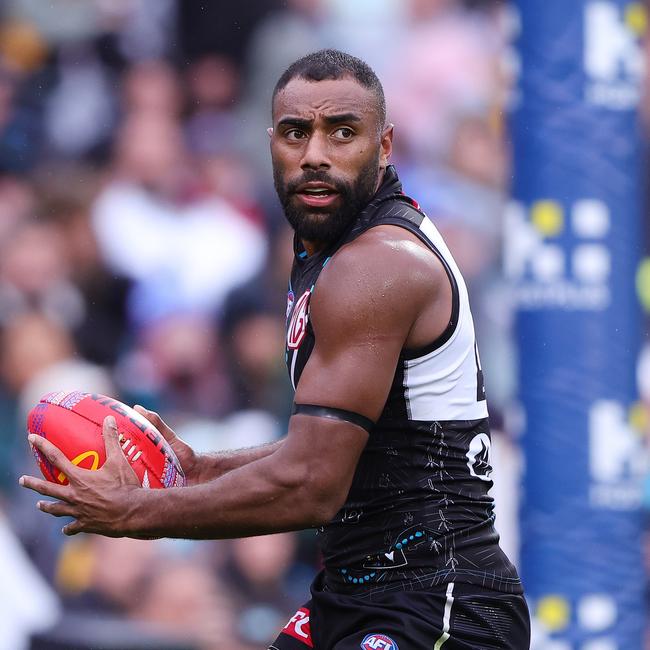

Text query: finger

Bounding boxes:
[20,474,71,499]
[102,416,123,460]
[19,474,72,500]
[134,405,176,442]
[63,521,121,538]
[62,520,83,536]
[28,434,76,477]
[101,416,140,484]
[37,499,77,518]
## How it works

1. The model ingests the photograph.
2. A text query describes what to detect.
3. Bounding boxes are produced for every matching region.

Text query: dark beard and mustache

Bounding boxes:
[273,157,381,245]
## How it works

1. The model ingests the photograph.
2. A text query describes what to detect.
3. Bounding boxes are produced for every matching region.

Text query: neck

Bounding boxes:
[301,239,323,257]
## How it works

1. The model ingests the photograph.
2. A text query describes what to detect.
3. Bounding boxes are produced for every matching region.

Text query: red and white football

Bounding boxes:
[26,391,186,489]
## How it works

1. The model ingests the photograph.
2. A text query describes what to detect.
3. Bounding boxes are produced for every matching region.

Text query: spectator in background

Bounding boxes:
[0,64,44,172]
[43,43,116,160]
[48,535,232,650]
[92,110,267,324]
[57,536,160,617]
[132,556,240,650]
[0,219,83,329]
[184,55,267,227]
[35,165,131,366]
[220,533,308,648]
[1,314,75,404]
[0,505,60,650]
[0,174,34,239]
[221,221,295,421]
[115,313,231,420]
[239,0,333,184]
[1,310,113,580]
[244,0,331,106]
[122,58,184,119]
[221,304,289,418]
[4,0,175,62]
[385,0,505,162]
[0,313,74,492]
[176,1,278,65]
[185,54,240,158]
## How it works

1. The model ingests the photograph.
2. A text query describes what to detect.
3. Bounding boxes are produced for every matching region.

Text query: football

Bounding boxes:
[26,391,186,489]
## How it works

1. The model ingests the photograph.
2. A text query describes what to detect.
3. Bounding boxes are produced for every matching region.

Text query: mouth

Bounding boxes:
[294,182,340,208]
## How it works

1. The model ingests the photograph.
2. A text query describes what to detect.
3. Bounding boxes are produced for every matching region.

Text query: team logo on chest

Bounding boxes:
[287,289,311,350]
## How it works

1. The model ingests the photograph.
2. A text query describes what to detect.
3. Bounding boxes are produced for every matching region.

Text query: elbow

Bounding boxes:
[303,477,348,528]
[309,499,343,528]
[271,464,349,529]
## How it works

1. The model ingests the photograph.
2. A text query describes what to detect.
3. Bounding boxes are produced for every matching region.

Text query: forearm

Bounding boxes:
[193,439,284,483]
[127,450,332,539]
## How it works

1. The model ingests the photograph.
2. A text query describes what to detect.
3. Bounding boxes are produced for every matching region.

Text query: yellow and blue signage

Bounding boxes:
[511,0,646,647]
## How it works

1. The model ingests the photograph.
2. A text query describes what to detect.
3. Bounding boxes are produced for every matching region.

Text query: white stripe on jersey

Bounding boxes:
[290,350,299,390]
[434,582,456,649]
[403,216,489,422]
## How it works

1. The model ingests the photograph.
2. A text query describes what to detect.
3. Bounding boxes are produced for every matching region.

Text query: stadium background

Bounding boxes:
[0,0,647,648]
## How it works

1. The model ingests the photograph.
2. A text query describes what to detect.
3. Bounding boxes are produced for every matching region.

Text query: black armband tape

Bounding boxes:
[291,403,375,432]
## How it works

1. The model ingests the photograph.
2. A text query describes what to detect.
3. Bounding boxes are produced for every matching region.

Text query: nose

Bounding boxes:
[300,131,330,171]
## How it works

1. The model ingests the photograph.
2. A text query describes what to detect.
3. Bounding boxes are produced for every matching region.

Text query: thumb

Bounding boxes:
[134,405,176,443]
[102,415,123,460]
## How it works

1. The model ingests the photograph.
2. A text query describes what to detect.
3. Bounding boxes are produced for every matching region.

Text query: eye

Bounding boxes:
[285,129,307,141]
[333,127,354,140]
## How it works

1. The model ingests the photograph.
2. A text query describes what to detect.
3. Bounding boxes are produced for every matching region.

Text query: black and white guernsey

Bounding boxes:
[285,165,522,596]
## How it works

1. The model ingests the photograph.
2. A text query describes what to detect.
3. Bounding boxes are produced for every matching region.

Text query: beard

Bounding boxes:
[273,156,381,246]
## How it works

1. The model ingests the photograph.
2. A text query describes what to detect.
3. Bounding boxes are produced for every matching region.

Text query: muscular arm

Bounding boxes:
[127,416,365,538]
[23,227,451,538]
[194,440,284,482]
[132,406,284,485]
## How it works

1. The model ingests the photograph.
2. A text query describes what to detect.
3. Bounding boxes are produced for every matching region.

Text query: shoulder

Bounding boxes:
[309,224,448,338]
[319,224,448,302]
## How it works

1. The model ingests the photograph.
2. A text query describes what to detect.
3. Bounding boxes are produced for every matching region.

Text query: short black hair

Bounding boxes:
[272,49,386,129]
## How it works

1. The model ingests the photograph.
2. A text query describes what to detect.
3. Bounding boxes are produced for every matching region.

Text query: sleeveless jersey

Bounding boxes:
[285,165,522,596]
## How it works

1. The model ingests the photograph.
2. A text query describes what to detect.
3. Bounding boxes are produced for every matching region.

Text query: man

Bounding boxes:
[21,50,530,649]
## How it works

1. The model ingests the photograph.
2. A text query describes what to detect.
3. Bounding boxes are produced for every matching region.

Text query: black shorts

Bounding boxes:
[270,573,530,650]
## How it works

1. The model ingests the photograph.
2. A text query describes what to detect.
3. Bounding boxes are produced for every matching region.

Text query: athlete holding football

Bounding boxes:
[21,50,530,649]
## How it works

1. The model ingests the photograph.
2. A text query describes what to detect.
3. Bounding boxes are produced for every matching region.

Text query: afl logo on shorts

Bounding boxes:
[287,290,310,350]
[361,634,399,650]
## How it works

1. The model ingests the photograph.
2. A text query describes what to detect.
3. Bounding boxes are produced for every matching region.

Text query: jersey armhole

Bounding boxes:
[366,216,461,360]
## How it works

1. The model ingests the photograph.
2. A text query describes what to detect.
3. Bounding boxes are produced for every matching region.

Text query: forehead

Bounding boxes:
[272,76,378,124]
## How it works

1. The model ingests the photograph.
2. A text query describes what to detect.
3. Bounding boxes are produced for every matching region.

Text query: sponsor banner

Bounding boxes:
[512,0,645,647]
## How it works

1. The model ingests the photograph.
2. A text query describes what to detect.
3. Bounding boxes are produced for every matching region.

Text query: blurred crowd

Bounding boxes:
[0,0,564,648]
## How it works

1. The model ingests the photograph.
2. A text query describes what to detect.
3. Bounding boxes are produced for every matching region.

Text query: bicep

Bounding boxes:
[294,325,405,422]
[294,253,413,421]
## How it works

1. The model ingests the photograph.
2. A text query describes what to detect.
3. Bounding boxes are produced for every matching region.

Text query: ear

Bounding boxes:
[267,127,274,138]
[379,123,394,168]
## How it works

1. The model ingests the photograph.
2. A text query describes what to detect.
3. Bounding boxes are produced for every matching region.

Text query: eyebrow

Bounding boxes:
[323,113,362,125]
[277,113,363,129]
[277,116,312,129]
